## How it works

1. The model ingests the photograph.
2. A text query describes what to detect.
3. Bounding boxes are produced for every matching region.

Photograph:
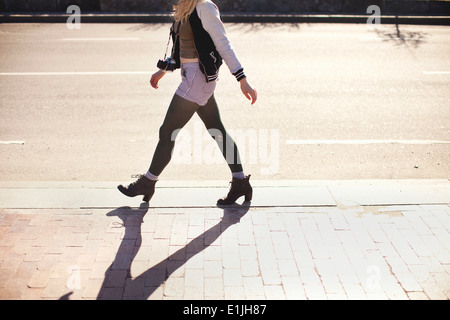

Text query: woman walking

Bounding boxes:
[118,0,257,205]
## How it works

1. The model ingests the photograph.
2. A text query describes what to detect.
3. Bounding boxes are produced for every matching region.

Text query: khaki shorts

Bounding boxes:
[175,62,217,106]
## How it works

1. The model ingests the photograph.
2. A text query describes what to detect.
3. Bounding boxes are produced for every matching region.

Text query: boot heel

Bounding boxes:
[244,190,253,202]
[143,194,151,202]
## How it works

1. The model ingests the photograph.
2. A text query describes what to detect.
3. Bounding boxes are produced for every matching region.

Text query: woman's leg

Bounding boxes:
[148,94,199,176]
[195,94,244,174]
[197,94,252,204]
[117,94,198,202]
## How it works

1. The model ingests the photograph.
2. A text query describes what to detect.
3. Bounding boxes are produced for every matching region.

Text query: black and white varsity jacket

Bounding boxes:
[170,0,246,83]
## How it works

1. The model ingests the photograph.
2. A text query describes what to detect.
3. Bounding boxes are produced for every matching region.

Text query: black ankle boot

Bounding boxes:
[117,175,157,202]
[217,175,252,205]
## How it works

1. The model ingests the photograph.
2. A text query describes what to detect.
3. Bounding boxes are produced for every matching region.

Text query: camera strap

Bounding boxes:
[164,22,181,60]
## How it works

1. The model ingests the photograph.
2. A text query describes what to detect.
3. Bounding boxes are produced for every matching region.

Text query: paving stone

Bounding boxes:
[0,190,448,300]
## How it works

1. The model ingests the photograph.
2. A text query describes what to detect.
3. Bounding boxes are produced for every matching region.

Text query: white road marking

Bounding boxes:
[286,139,450,145]
[0,71,149,76]
[0,141,25,145]
[61,37,140,41]
[423,71,450,75]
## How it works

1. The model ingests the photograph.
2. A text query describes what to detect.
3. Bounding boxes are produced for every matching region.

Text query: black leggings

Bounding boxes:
[148,93,243,176]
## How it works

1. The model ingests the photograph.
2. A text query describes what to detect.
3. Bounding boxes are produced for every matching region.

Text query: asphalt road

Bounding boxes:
[0,22,449,182]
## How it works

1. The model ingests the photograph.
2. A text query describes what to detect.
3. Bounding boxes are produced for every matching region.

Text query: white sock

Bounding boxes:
[232,171,245,179]
[144,171,159,181]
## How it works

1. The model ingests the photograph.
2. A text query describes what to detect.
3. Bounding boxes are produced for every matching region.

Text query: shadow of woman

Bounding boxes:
[94,201,251,300]
[59,202,150,300]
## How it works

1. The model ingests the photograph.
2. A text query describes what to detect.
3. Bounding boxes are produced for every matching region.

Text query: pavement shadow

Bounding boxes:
[126,23,168,31]
[374,22,427,49]
[75,200,250,300]
[227,22,302,33]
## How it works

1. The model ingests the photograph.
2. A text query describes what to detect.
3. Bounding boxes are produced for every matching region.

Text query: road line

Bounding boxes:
[423,71,450,75]
[0,71,149,76]
[0,141,25,145]
[61,37,140,41]
[286,139,450,145]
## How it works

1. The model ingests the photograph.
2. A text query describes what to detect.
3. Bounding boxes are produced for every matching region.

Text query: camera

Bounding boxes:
[157,57,177,72]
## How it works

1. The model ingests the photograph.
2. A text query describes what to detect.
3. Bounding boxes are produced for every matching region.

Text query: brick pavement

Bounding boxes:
[1,201,449,300]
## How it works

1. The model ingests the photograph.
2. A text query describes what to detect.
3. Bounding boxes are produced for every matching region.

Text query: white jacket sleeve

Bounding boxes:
[196,0,245,80]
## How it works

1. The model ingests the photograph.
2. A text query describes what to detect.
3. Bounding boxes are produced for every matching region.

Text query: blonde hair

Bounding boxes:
[173,0,204,22]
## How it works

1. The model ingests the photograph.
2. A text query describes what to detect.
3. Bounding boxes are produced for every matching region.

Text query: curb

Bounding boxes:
[0,12,449,25]
[1,180,449,209]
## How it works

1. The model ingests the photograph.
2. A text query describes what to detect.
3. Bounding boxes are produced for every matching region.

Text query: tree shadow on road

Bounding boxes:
[227,22,302,33]
[127,22,302,33]
[126,23,169,31]
[373,22,428,49]
[61,200,251,300]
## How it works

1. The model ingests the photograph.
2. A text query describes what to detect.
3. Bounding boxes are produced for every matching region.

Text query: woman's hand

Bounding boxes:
[150,70,166,89]
[240,78,257,105]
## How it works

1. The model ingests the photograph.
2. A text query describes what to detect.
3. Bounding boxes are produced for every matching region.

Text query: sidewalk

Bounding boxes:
[0,179,449,300]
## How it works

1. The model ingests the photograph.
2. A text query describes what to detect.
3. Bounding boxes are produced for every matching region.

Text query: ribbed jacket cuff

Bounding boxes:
[233,68,246,82]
